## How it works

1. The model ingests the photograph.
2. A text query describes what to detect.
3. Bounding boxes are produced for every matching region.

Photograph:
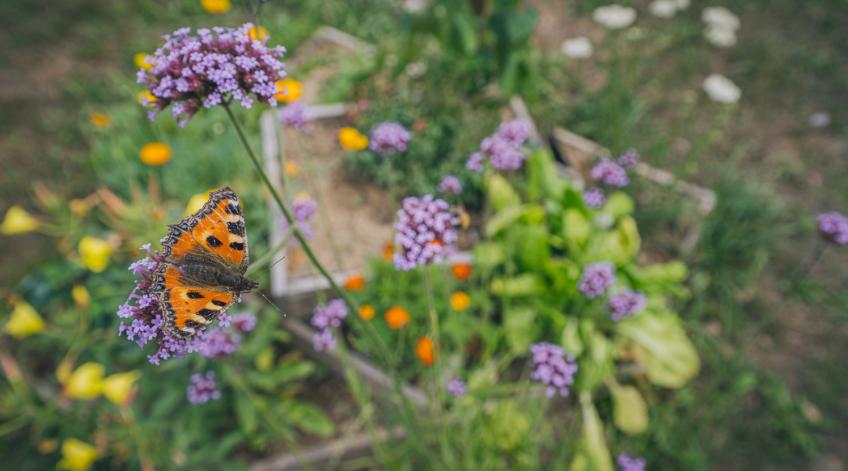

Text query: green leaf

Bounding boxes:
[485,205,525,237]
[473,242,506,273]
[617,216,641,257]
[234,393,258,436]
[605,192,634,219]
[561,317,584,356]
[575,333,614,392]
[570,394,614,471]
[610,384,649,435]
[617,309,700,388]
[527,150,566,201]
[491,274,545,297]
[286,401,334,438]
[487,173,521,212]
[504,306,538,354]
[564,209,591,247]
[513,224,550,272]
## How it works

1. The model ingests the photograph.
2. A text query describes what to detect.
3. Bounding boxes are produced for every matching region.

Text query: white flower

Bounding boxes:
[403,0,427,13]
[650,0,678,18]
[703,74,741,104]
[702,6,740,31]
[675,0,690,10]
[705,25,737,47]
[808,112,831,129]
[593,5,637,29]
[561,37,593,59]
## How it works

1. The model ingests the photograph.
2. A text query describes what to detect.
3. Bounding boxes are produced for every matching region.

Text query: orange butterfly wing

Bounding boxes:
[157,265,234,337]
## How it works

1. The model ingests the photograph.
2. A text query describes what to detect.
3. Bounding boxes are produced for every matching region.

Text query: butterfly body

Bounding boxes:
[152,187,257,338]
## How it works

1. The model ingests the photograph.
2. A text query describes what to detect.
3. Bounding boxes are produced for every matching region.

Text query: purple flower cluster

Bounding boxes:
[617,148,640,168]
[578,262,616,299]
[283,195,318,238]
[583,187,607,208]
[369,122,412,156]
[591,159,629,187]
[530,342,578,398]
[817,211,848,245]
[311,299,348,352]
[231,312,257,332]
[138,24,287,126]
[117,245,253,365]
[447,378,466,397]
[393,195,459,271]
[187,371,222,404]
[617,453,646,471]
[279,101,310,130]
[437,175,463,195]
[466,118,530,172]
[607,290,646,321]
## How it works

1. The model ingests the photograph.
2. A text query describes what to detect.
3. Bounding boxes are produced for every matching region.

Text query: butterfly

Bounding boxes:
[152,187,258,338]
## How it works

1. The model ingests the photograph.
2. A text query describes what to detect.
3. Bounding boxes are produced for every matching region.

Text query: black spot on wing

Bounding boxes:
[186,291,204,299]
[184,320,202,329]
[198,309,219,320]
[229,241,245,251]
[225,203,242,215]
[227,221,245,236]
[211,299,227,307]
[206,235,222,247]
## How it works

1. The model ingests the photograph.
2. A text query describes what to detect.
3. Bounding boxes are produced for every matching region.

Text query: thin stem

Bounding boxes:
[245,227,293,276]
[422,267,441,412]
[792,241,826,291]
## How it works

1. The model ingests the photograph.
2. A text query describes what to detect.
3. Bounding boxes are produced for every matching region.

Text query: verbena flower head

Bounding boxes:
[579,262,616,299]
[118,245,244,365]
[279,101,310,130]
[608,290,646,321]
[447,378,466,397]
[310,299,348,352]
[283,194,318,238]
[437,175,463,195]
[138,24,287,126]
[369,122,412,156]
[583,187,606,208]
[187,371,222,404]
[591,159,629,187]
[617,453,646,471]
[393,195,459,270]
[198,326,240,358]
[466,118,530,172]
[313,328,336,352]
[530,342,578,398]
[231,312,257,333]
[617,148,640,168]
[817,211,848,245]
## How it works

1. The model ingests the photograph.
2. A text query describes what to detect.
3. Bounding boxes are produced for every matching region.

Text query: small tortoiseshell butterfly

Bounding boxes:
[152,187,258,338]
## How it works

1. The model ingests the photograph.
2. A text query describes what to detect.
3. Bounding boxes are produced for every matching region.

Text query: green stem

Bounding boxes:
[422,267,441,412]
[245,227,293,276]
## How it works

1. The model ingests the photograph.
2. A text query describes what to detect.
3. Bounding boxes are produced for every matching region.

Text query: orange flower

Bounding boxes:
[343,273,366,291]
[358,304,375,320]
[415,337,435,366]
[275,78,302,103]
[384,306,409,329]
[451,262,472,280]
[88,112,111,129]
[285,161,300,177]
[382,242,394,261]
[139,142,172,166]
[338,127,369,151]
[450,291,471,311]
[200,0,231,14]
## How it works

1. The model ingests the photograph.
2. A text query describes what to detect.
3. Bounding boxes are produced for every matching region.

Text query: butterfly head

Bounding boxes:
[234,275,259,293]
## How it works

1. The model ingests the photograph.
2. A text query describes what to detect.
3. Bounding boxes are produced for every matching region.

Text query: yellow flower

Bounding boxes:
[415,337,435,366]
[58,438,98,471]
[1,206,39,235]
[343,273,366,292]
[102,371,140,406]
[285,161,300,177]
[136,90,156,106]
[139,142,172,166]
[274,78,302,103]
[88,112,111,129]
[71,285,91,309]
[200,0,231,14]
[69,199,90,217]
[185,191,212,215]
[247,24,269,41]
[358,304,375,321]
[78,236,112,273]
[450,291,471,311]
[338,127,369,151]
[133,52,153,71]
[64,362,104,400]
[37,439,57,454]
[384,306,410,329]
[4,301,45,338]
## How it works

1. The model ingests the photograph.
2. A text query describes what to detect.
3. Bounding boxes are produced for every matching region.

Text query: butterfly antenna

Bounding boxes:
[256,289,286,318]
[268,254,288,270]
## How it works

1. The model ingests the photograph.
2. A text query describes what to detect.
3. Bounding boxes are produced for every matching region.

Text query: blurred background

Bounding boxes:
[0,0,846,470]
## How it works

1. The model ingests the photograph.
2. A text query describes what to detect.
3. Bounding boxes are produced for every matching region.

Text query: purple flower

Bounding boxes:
[607,290,646,321]
[817,211,848,245]
[231,312,257,333]
[583,187,606,208]
[530,342,578,398]
[437,175,463,195]
[447,378,466,397]
[313,328,336,352]
[465,119,530,172]
[369,122,412,156]
[311,299,348,330]
[198,327,240,358]
[279,101,310,130]
[578,262,616,299]
[617,453,646,471]
[393,195,459,271]
[283,195,318,238]
[138,24,287,126]
[187,371,222,404]
[617,148,640,168]
[591,159,629,187]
